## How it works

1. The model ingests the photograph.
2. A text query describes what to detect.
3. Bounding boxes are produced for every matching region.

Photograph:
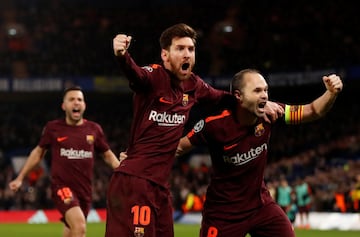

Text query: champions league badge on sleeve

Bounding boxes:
[134,227,144,237]
[194,119,205,133]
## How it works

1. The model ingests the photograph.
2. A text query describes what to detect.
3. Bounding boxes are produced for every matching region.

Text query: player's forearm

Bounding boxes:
[176,137,193,158]
[17,148,43,181]
[103,150,120,169]
[309,90,337,119]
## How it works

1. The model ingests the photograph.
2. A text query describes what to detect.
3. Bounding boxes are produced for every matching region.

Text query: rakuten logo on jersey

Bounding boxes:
[148,110,186,126]
[223,143,267,166]
[60,148,93,159]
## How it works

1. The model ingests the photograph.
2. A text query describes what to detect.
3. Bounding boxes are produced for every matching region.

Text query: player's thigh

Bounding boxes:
[156,189,174,237]
[250,203,295,237]
[106,173,173,237]
[200,216,248,237]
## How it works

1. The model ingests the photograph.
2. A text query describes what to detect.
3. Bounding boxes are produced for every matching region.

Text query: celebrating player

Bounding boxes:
[176,69,343,237]
[107,23,284,237]
[9,86,120,237]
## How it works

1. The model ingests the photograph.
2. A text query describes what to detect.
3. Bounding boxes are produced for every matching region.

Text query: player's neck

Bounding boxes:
[235,107,257,126]
[65,117,84,126]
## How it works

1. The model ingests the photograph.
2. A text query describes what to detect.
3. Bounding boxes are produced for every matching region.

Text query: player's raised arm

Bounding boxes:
[8,145,46,192]
[285,74,343,124]
[113,34,132,56]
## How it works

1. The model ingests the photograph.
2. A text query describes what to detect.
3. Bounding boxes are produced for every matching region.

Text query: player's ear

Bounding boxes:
[61,103,65,111]
[234,89,242,100]
[161,49,169,61]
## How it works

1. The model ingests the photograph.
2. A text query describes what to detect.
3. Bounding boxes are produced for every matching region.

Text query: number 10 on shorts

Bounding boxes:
[131,205,151,225]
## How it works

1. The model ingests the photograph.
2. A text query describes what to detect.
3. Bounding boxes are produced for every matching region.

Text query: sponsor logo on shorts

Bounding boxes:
[223,143,267,166]
[60,148,93,159]
[148,110,185,126]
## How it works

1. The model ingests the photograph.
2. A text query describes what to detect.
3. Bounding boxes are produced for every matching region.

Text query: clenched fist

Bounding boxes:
[113,34,132,56]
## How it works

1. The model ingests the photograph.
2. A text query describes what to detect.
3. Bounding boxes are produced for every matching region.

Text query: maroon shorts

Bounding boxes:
[52,185,90,226]
[200,202,295,237]
[105,172,174,237]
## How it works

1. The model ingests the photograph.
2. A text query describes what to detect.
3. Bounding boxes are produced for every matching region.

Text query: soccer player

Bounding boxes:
[9,86,120,237]
[107,24,283,237]
[176,69,343,237]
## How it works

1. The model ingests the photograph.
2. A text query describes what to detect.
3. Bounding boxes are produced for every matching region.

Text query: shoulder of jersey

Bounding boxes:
[205,109,231,124]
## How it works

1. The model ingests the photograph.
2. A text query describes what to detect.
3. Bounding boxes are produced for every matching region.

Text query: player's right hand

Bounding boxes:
[9,179,22,192]
[113,34,132,56]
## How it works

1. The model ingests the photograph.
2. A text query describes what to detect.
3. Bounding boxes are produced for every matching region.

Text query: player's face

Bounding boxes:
[62,90,86,125]
[161,37,195,81]
[239,73,268,118]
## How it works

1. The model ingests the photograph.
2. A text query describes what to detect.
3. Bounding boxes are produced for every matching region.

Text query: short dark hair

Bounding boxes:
[63,86,83,99]
[231,69,260,94]
[159,23,197,50]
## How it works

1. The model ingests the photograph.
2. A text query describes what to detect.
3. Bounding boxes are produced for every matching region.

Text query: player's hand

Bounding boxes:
[119,151,128,164]
[263,101,284,123]
[9,179,22,192]
[113,34,132,56]
[323,74,343,94]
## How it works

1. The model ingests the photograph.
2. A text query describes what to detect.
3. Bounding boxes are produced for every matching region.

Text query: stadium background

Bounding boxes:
[1,0,360,228]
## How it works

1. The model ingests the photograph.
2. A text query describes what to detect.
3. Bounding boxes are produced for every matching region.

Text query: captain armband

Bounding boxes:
[284,105,304,124]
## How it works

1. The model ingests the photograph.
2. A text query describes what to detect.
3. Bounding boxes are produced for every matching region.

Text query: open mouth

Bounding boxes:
[181,63,190,70]
[259,102,266,109]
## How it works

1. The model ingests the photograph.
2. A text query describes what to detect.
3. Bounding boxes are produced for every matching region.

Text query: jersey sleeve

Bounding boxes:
[93,123,111,153]
[38,123,52,149]
[195,77,228,104]
[186,119,208,146]
[116,52,155,91]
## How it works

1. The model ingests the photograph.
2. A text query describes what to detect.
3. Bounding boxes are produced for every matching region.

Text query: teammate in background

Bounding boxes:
[107,24,283,237]
[9,86,120,237]
[295,177,312,229]
[176,69,343,237]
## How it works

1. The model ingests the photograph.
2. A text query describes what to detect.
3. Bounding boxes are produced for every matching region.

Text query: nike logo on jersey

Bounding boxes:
[57,136,68,142]
[223,143,237,151]
[159,97,173,104]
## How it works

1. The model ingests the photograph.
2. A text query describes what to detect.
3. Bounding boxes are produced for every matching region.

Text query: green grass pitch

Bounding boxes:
[0,223,359,237]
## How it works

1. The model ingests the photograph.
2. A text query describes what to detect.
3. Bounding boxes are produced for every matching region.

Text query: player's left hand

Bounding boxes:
[323,74,343,94]
[119,151,128,164]
[264,101,284,123]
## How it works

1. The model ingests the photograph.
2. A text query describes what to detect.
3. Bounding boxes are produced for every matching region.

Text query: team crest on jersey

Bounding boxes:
[254,123,265,137]
[193,119,205,133]
[182,94,189,106]
[134,227,144,237]
[86,135,94,144]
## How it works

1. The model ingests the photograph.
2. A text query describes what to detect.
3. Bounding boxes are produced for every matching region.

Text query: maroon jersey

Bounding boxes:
[116,53,226,187]
[39,119,110,201]
[187,106,285,220]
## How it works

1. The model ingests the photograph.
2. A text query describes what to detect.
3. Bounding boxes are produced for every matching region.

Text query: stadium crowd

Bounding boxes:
[1,0,360,78]
[1,0,360,219]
